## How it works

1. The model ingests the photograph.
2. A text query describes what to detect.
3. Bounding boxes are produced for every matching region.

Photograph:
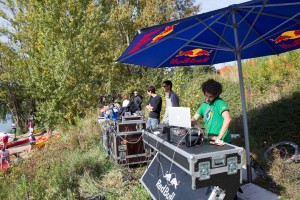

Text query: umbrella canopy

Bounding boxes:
[117,0,300,68]
[116,0,300,182]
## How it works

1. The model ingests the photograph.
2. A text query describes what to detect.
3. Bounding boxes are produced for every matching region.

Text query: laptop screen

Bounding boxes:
[168,107,191,128]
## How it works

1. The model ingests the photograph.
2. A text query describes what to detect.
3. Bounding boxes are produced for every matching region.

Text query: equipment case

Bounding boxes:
[141,130,244,200]
[109,120,155,165]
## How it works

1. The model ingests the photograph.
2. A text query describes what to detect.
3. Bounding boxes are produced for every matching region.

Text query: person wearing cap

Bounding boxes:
[1,133,9,149]
[133,91,143,111]
[145,86,162,129]
[0,148,10,167]
[162,80,180,124]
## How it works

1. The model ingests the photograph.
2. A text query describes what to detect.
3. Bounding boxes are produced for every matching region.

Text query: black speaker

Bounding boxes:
[185,131,203,147]
[162,127,171,142]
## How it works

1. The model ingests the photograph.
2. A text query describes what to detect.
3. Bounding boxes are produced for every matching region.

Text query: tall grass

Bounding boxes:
[0,110,150,200]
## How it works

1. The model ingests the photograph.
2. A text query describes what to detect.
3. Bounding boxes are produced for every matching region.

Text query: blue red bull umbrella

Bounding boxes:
[116,0,300,182]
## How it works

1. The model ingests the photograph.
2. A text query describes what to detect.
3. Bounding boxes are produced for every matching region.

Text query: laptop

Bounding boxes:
[168,107,191,128]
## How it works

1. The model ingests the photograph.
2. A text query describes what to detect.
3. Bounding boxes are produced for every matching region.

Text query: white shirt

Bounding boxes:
[122,99,130,107]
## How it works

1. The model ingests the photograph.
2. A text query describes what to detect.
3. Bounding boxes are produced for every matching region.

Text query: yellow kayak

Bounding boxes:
[35,135,49,147]
[33,134,60,148]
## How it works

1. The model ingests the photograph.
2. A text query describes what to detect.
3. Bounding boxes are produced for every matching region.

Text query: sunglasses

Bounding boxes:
[162,85,167,88]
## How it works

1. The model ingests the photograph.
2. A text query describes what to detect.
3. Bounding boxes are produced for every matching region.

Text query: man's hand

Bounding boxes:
[146,104,153,111]
[208,136,218,141]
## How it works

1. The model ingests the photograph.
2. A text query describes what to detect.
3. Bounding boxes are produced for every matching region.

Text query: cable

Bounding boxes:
[168,128,191,173]
[116,134,143,144]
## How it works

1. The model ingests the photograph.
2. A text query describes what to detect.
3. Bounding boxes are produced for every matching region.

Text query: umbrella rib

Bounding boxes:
[240,0,268,48]
[210,12,233,65]
[239,8,300,23]
[244,12,300,49]
[196,18,235,49]
[242,2,300,9]
[172,37,233,52]
[154,12,230,68]
[188,44,233,52]
[243,22,297,51]
[237,7,255,26]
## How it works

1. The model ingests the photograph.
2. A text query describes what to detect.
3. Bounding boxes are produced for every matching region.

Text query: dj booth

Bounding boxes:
[141,128,244,200]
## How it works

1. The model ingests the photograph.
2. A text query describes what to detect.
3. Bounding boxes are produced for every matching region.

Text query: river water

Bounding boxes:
[0,115,13,132]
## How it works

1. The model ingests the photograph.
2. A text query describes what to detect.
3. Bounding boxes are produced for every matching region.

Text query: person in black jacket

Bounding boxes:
[133,90,143,111]
[145,86,162,129]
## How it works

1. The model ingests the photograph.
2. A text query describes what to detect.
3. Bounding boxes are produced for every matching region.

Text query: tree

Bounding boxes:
[0,0,200,130]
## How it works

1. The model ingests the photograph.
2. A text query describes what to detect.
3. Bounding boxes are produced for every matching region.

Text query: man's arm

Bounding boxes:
[136,96,142,105]
[213,110,231,141]
[191,113,200,122]
[171,93,180,107]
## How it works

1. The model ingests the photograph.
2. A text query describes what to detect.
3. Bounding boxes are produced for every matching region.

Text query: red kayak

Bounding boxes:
[0,138,29,149]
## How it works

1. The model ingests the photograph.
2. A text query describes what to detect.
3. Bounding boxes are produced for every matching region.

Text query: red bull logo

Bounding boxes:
[176,48,213,57]
[150,23,179,44]
[270,30,300,44]
[163,171,180,189]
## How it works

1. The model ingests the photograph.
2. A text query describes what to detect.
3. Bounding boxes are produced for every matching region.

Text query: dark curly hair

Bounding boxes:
[201,79,222,97]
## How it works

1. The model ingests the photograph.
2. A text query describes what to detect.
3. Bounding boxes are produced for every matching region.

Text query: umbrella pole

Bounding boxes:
[236,54,252,183]
[232,11,252,183]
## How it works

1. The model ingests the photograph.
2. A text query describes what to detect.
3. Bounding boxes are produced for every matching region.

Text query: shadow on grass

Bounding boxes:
[231,91,300,149]
[230,91,300,197]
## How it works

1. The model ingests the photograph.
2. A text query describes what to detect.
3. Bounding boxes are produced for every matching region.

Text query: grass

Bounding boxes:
[2,109,298,200]
[0,110,150,200]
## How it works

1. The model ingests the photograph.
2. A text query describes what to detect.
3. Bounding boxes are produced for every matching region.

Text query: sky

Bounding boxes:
[195,0,250,68]
[196,0,249,14]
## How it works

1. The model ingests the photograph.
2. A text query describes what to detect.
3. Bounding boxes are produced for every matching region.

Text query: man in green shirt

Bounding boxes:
[191,79,232,143]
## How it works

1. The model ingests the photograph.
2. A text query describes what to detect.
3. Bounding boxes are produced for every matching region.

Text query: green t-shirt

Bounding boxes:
[196,98,231,143]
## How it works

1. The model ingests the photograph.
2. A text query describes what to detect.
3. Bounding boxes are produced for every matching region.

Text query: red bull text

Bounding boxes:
[169,48,212,65]
[170,57,210,65]
[156,179,176,200]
